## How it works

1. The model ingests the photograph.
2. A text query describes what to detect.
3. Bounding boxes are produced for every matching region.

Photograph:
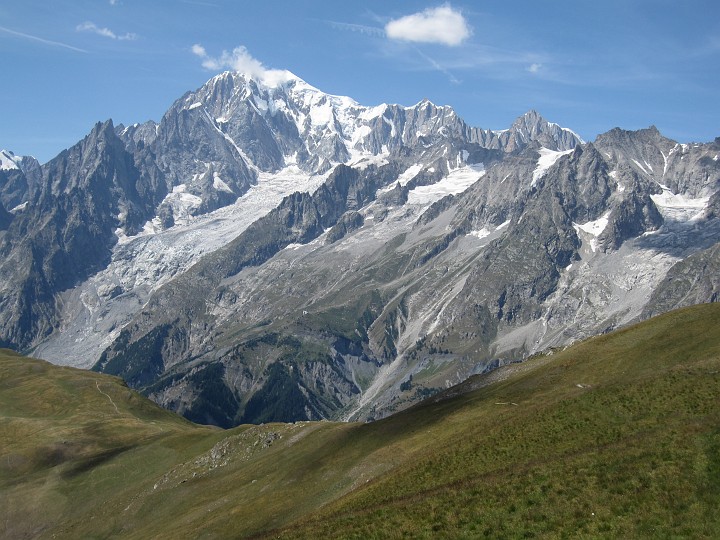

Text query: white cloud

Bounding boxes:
[385,5,471,46]
[76,21,137,41]
[191,44,207,58]
[527,63,542,74]
[191,44,292,85]
[192,44,264,75]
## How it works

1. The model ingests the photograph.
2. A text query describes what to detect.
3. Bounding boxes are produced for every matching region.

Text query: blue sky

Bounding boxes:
[1,1,719,164]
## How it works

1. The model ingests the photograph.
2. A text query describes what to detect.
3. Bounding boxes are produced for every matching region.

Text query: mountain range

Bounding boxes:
[1,70,718,426]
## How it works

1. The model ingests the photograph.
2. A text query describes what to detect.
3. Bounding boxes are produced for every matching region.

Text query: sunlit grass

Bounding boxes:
[1,303,719,538]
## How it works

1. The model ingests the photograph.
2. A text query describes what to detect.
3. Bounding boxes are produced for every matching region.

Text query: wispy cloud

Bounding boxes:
[76,21,137,41]
[414,48,461,84]
[191,44,292,85]
[327,7,553,84]
[180,0,220,6]
[0,25,86,53]
[327,21,384,38]
[385,5,471,47]
[387,41,549,83]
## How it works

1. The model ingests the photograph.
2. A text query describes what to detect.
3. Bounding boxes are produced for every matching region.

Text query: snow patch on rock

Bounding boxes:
[34,165,330,368]
[0,149,21,171]
[651,186,710,222]
[573,211,611,252]
[532,148,573,187]
[407,164,485,206]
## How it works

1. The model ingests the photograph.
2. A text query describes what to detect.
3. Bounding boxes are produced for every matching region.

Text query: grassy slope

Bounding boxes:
[0,350,216,538]
[1,303,719,538]
[274,303,720,538]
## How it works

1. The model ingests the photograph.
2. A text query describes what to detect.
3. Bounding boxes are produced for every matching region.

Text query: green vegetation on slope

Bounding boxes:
[2,303,720,538]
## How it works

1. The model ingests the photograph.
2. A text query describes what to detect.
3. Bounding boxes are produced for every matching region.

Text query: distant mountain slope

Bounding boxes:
[2,303,719,538]
[94,119,720,425]
[1,69,718,426]
[0,70,581,357]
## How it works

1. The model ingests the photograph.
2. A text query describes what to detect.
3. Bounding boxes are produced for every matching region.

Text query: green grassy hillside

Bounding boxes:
[2,303,720,538]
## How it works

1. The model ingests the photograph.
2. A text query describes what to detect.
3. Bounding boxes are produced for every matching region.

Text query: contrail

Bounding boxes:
[0,25,87,53]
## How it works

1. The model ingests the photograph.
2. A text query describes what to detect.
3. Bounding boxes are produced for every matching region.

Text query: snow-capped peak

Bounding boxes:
[175,69,584,180]
[199,70,361,120]
[509,110,584,150]
[408,97,441,110]
[548,122,585,145]
[254,68,300,88]
[0,149,22,171]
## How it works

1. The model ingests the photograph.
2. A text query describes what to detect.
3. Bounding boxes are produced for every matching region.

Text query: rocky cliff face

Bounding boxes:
[2,71,579,354]
[1,70,717,426]
[0,151,41,212]
[0,121,164,349]
[94,120,720,424]
[642,242,720,318]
